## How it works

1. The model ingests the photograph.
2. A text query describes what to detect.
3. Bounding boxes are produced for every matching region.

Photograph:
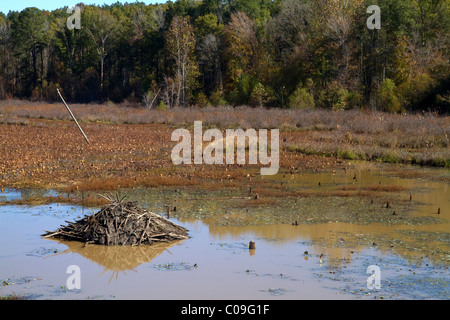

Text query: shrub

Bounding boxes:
[249,82,271,107]
[345,91,363,109]
[226,90,240,105]
[236,73,258,105]
[195,92,209,108]
[156,100,169,111]
[337,149,360,160]
[318,81,348,110]
[397,73,436,111]
[209,90,228,106]
[377,78,403,113]
[381,150,400,163]
[288,85,315,109]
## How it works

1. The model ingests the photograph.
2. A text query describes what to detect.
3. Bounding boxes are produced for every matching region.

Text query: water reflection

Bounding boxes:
[2,161,448,299]
[47,238,185,281]
[0,188,22,202]
[40,162,449,272]
[120,162,449,266]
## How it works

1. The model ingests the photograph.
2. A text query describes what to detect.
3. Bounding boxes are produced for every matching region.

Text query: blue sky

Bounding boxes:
[0,1,162,14]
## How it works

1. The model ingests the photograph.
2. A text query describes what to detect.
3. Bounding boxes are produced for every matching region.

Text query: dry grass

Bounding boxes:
[0,101,448,196]
[2,193,111,207]
[61,175,198,193]
[1,100,448,134]
[1,101,448,168]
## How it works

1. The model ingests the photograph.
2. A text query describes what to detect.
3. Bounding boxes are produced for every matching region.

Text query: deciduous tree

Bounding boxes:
[83,6,118,97]
[165,16,199,106]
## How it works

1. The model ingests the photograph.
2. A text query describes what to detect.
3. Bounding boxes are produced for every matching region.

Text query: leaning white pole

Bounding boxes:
[57,89,90,145]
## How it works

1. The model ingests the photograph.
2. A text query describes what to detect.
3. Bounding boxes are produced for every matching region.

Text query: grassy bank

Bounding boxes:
[1,101,448,168]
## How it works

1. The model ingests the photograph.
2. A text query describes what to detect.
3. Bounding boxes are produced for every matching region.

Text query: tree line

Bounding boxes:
[0,0,449,113]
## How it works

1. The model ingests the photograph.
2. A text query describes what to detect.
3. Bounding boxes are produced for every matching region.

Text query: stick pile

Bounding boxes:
[42,200,188,246]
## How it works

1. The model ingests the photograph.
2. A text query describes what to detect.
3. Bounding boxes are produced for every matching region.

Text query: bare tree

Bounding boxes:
[269,0,311,62]
[152,5,166,31]
[84,6,118,96]
[131,8,150,41]
[165,16,198,106]
[323,0,363,86]
[407,29,448,77]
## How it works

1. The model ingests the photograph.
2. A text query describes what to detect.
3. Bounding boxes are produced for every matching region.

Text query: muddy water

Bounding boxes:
[0,162,449,299]
[0,204,342,299]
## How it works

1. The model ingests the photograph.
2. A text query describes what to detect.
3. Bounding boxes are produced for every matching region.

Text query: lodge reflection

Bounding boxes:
[48,238,185,278]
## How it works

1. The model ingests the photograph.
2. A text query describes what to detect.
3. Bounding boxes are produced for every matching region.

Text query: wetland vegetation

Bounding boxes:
[0,107,449,300]
[0,0,449,300]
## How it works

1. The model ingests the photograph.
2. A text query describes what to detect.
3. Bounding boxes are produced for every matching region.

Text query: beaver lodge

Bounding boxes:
[42,199,188,246]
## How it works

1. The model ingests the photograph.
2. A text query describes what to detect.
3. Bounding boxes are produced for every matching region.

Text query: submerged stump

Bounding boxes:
[42,201,188,246]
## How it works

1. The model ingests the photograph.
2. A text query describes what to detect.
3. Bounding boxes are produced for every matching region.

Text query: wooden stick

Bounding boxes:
[57,88,90,145]
[149,88,161,109]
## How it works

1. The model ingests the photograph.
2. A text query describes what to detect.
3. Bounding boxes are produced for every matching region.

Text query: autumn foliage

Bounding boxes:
[0,0,448,112]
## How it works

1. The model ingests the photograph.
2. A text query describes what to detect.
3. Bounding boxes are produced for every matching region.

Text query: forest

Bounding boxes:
[0,0,449,113]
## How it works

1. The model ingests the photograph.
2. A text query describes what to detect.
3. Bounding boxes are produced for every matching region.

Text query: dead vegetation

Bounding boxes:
[0,117,344,192]
[42,196,189,246]
[1,102,448,168]
[2,193,110,207]
[0,103,448,196]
